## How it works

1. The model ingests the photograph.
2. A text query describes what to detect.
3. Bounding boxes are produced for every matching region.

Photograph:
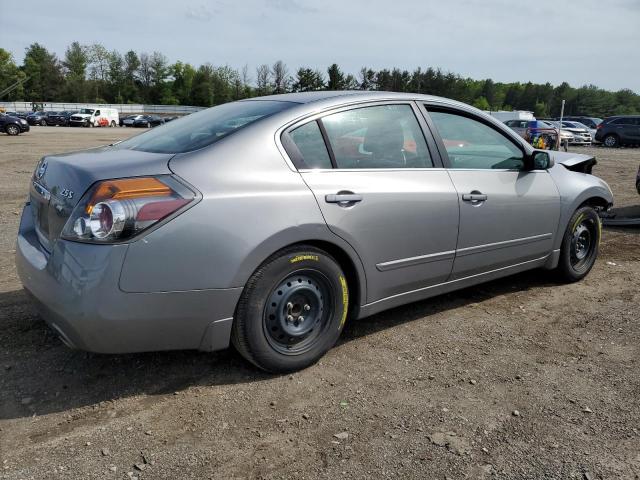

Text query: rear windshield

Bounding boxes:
[115,100,296,154]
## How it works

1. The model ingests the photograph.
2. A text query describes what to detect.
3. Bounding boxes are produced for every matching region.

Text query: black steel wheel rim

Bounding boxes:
[570,217,597,270]
[263,270,333,355]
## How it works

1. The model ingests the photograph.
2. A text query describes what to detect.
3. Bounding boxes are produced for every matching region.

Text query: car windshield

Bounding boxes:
[115,100,296,154]
[80,108,94,114]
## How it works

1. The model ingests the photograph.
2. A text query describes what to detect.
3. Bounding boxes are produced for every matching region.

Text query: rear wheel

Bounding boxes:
[556,206,601,282]
[146,122,151,128]
[110,120,116,127]
[40,119,47,126]
[603,134,619,148]
[5,124,20,136]
[232,245,349,372]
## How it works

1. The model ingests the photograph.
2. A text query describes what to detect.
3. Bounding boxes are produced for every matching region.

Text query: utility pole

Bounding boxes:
[557,99,566,151]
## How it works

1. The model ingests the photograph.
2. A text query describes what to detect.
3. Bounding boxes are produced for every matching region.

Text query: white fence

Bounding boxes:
[0,102,206,114]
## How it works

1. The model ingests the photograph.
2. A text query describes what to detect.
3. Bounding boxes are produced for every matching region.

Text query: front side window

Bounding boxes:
[428,110,524,170]
[321,104,433,169]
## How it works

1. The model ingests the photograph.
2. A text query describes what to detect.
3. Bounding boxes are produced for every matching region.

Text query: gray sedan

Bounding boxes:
[16,92,613,372]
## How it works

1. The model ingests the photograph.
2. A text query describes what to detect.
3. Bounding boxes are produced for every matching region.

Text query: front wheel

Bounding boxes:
[5,124,20,136]
[40,119,47,126]
[556,206,601,282]
[232,245,349,372]
[603,134,619,148]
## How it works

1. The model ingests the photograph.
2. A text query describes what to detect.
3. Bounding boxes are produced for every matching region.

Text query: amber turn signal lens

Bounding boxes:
[86,177,172,214]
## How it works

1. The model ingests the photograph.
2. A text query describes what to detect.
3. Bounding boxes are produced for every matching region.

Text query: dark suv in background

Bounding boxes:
[0,112,30,135]
[595,116,640,147]
[26,111,49,126]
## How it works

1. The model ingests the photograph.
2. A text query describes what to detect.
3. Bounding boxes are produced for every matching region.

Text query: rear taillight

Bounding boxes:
[62,176,196,243]
[596,124,603,129]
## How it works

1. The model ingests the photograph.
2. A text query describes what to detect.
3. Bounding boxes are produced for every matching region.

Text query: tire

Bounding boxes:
[40,119,47,126]
[88,121,94,128]
[146,122,151,128]
[110,120,116,128]
[556,206,601,282]
[5,124,20,136]
[232,245,349,373]
[603,134,619,148]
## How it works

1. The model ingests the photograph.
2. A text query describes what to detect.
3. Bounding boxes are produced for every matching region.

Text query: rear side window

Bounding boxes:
[610,118,637,125]
[321,104,433,169]
[286,121,333,169]
[116,100,296,154]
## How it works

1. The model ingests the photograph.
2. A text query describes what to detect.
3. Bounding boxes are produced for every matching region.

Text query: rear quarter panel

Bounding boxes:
[118,121,367,301]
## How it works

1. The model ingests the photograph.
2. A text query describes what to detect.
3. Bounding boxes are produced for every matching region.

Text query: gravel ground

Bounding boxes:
[0,128,639,480]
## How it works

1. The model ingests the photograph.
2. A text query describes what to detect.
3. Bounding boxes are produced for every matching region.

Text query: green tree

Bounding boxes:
[62,42,88,102]
[22,43,63,101]
[0,48,24,100]
[327,63,346,90]
[472,96,491,110]
[292,68,325,92]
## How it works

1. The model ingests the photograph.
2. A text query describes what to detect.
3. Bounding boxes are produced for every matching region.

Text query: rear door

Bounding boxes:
[282,102,460,303]
[628,118,640,142]
[421,105,560,279]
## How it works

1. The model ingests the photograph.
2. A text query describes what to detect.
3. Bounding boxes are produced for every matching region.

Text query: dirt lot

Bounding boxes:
[1,128,639,480]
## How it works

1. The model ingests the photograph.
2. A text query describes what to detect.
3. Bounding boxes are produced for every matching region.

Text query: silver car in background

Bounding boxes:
[16,92,613,372]
[548,120,592,145]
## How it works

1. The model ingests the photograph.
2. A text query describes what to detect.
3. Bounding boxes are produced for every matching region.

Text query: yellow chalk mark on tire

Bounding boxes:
[338,275,348,330]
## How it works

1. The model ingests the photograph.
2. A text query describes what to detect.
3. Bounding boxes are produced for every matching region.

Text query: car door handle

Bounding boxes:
[462,193,488,202]
[325,193,363,204]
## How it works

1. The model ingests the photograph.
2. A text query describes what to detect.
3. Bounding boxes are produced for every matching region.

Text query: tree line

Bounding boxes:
[1,42,639,118]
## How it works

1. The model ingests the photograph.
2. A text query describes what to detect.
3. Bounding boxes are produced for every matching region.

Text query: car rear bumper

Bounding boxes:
[15,203,242,354]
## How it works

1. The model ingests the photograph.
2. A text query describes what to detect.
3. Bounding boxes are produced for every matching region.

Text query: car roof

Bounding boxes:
[245,90,472,109]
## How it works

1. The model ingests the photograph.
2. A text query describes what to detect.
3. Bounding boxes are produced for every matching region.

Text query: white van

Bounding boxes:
[69,108,119,128]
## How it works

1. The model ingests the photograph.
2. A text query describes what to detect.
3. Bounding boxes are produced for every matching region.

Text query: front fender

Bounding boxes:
[548,164,613,251]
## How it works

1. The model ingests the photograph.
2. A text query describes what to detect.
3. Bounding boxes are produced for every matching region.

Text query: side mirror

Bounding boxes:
[525,150,554,170]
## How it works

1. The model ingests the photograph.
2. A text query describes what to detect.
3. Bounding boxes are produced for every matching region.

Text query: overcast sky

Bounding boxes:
[2,0,639,92]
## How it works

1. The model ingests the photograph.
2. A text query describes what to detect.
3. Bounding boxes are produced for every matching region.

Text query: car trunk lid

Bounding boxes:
[29,146,174,251]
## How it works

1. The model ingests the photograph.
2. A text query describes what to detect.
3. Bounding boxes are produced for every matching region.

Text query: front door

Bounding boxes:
[284,103,460,303]
[424,107,561,279]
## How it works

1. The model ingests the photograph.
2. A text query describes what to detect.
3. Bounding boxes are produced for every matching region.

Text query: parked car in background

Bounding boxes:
[133,115,165,128]
[16,91,613,372]
[547,121,591,145]
[0,112,30,135]
[560,120,597,141]
[26,111,50,126]
[504,119,574,149]
[120,114,143,127]
[594,116,640,147]
[46,111,76,126]
[562,116,603,130]
[70,108,119,128]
